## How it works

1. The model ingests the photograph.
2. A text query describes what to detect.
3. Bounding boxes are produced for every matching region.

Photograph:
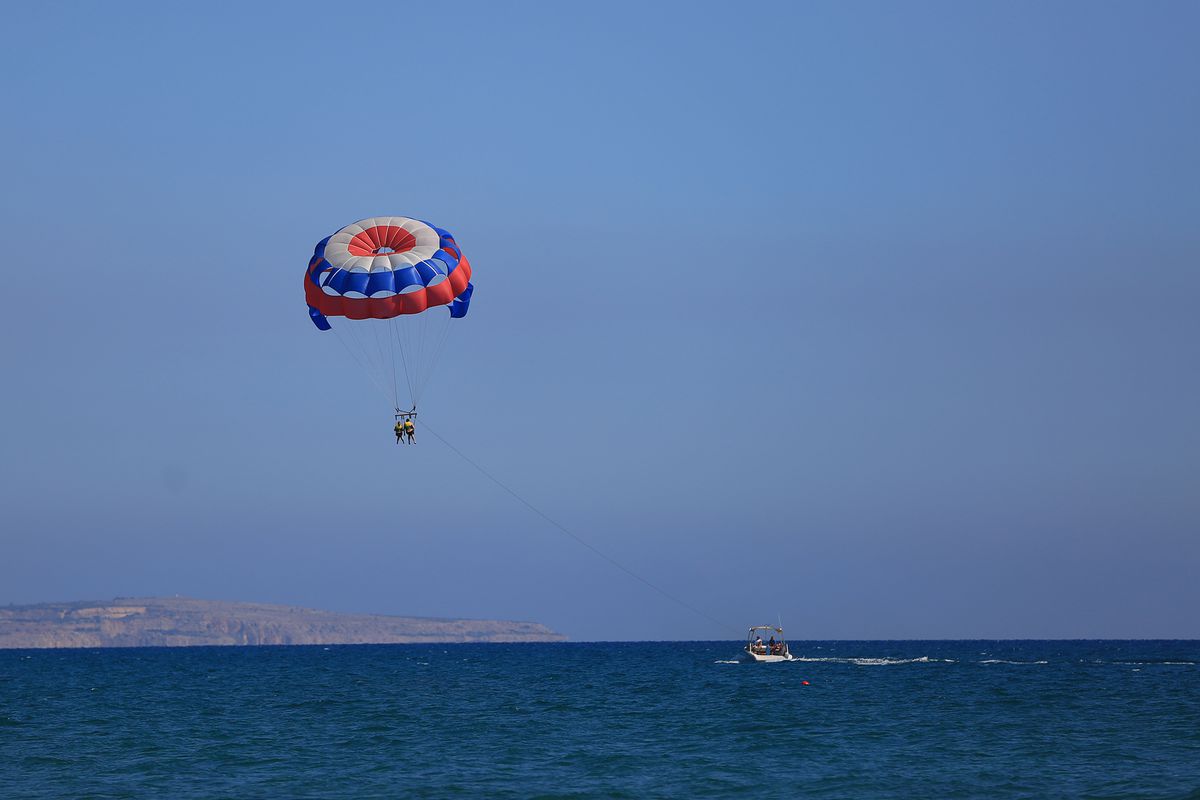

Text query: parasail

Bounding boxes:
[305,216,474,412]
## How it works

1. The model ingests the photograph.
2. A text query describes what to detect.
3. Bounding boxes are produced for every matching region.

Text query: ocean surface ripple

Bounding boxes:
[1,641,1198,799]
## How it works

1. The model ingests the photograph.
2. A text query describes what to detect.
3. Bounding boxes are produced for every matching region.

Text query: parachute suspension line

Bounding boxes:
[402,317,416,407]
[391,317,416,409]
[348,321,392,409]
[370,322,389,407]
[415,317,453,408]
[331,325,393,406]
[412,310,423,384]
[411,315,430,407]
[429,313,452,400]
[420,419,739,637]
[349,322,375,382]
[375,322,393,407]
[427,313,453,406]
[412,310,430,403]
[326,307,456,414]
[387,318,400,410]
[342,324,377,394]
[418,315,435,403]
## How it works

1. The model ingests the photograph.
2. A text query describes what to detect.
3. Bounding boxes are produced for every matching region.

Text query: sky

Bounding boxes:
[1,1,1197,640]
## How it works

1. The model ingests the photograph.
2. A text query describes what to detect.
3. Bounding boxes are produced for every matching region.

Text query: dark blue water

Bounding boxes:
[1,641,1198,799]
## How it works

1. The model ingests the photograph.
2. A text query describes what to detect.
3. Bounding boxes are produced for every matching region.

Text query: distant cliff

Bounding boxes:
[0,597,566,648]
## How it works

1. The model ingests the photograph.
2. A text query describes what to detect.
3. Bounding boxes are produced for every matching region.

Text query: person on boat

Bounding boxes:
[754,634,763,653]
[403,417,416,444]
[394,419,405,444]
[768,635,777,654]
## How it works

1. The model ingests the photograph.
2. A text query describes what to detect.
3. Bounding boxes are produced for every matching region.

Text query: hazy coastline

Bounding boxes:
[0,597,565,648]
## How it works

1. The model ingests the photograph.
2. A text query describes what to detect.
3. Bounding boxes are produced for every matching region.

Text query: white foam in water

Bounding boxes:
[979,659,1049,665]
[790,655,954,666]
[713,660,740,664]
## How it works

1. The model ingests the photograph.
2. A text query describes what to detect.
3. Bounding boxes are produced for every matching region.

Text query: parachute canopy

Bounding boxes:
[305,216,473,330]
[305,216,475,410]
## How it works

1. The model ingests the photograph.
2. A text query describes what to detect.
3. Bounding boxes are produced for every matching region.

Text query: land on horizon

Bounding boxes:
[0,597,565,649]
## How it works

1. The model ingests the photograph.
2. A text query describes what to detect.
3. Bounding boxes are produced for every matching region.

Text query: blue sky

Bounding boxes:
[1,1,1197,640]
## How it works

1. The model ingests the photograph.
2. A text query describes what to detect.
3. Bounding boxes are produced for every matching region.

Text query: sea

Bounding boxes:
[1,640,1197,799]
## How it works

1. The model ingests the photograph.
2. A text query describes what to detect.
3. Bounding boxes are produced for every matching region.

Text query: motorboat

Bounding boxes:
[743,625,795,662]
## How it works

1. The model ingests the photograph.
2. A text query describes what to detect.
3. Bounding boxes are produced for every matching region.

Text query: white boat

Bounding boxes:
[743,625,796,662]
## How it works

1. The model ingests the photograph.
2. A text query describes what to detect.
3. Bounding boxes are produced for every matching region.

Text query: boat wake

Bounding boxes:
[716,650,1197,669]
[791,655,955,666]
